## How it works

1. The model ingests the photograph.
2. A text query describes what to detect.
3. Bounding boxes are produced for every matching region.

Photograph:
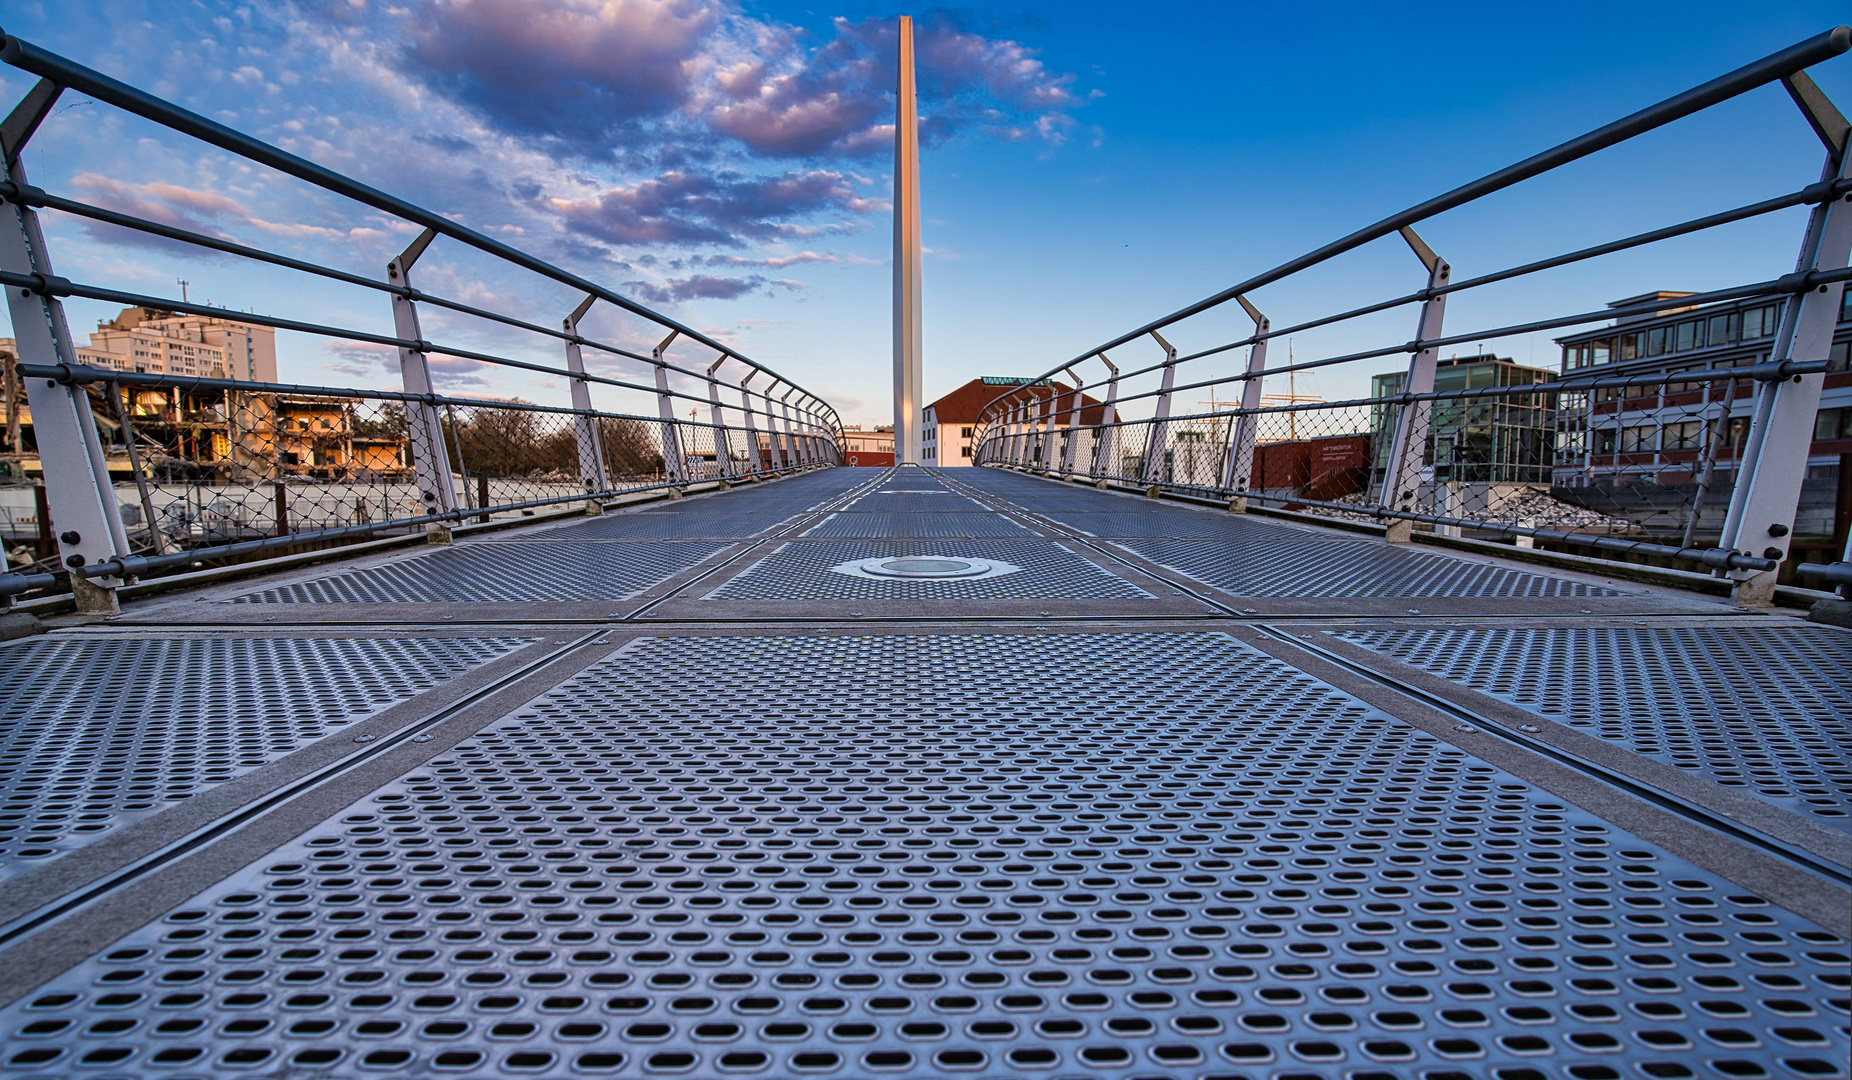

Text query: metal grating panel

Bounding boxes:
[1038,512,1317,541]
[844,495,987,513]
[535,515,799,542]
[229,543,728,604]
[5,632,1844,1079]
[707,540,1150,600]
[802,514,1033,539]
[0,636,530,879]
[1122,539,1618,598]
[1334,627,1852,829]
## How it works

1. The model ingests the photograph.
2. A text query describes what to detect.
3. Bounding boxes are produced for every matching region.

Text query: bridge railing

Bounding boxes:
[972,27,1852,603]
[0,31,842,610]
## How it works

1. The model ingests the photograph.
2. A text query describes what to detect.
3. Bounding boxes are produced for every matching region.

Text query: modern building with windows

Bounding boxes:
[1369,353,1560,483]
[1552,290,1852,544]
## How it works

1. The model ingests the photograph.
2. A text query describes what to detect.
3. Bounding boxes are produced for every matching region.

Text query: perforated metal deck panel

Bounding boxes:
[1031,512,1320,541]
[1119,539,1618,599]
[1333,627,1852,831]
[532,514,800,542]
[801,514,1034,539]
[844,494,988,513]
[0,635,530,880]
[5,632,1846,1080]
[228,543,729,604]
[706,540,1151,600]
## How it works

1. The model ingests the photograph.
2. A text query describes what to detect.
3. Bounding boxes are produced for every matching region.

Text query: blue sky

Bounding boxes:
[1,1,1849,425]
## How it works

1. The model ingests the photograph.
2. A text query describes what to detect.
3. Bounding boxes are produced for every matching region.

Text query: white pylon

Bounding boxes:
[892,14,923,465]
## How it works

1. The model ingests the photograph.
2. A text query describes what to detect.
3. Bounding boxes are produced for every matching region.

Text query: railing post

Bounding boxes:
[707,357,733,483]
[739,372,764,475]
[1377,226,1450,542]
[762,382,788,471]
[652,331,687,486]
[1035,383,1058,470]
[795,399,819,467]
[1094,353,1120,484]
[779,389,803,469]
[1061,368,1086,475]
[1222,296,1270,510]
[386,226,460,543]
[1719,79,1851,604]
[562,294,609,514]
[1008,399,1027,466]
[1,80,129,612]
[1140,331,1178,487]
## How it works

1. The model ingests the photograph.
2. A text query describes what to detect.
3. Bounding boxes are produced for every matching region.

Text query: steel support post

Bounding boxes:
[706,358,733,482]
[1,83,129,610]
[1093,354,1120,481]
[740,373,763,474]
[385,228,460,543]
[1140,331,1178,487]
[652,331,687,486]
[1030,390,1049,469]
[1222,297,1270,511]
[562,294,609,513]
[1378,227,1450,542]
[1010,401,1028,466]
[1719,86,1851,603]
[800,401,823,466]
[785,390,807,470]
[763,385,788,471]
[1062,368,1086,475]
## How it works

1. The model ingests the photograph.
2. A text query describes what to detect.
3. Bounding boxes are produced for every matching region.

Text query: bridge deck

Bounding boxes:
[1,465,1847,1080]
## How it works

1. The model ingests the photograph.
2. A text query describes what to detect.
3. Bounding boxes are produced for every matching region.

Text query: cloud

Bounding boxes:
[706,15,1083,157]
[68,174,366,250]
[322,339,493,390]
[402,0,721,146]
[699,250,874,268]
[394,1,1089,161]
[544,169,876,246]
[620,273,803,303]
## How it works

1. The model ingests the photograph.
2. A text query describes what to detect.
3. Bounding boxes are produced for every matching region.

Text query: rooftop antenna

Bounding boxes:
[176,278,189,304]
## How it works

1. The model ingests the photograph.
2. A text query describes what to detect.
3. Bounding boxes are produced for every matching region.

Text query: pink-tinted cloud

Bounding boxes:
[621,273,802,303]
[395,1,1088,160]
[545,169,875,246]
[403,0,721,145]
[708,15,1082,157]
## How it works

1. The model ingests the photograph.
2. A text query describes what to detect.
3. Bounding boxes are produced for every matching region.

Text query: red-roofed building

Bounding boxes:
[921,377,1108,467]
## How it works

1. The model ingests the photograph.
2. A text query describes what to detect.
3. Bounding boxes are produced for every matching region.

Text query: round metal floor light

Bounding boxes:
[862,556,986,578]
[829,554,1022,581]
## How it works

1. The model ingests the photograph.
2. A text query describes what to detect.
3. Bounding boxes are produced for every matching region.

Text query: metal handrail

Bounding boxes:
[0,30,844,433]
[970,25,1851,430]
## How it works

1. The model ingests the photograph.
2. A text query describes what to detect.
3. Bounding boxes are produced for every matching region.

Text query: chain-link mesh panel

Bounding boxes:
[981,370,1763,553]
[108,384,427,553]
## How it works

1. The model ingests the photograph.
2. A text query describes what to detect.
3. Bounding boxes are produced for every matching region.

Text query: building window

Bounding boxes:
[1589,340,1611,366]
[961,446,972,458]
[1816,408,1852,441]
[1646,326,1668,356]
[1618,332,1642,361]
[1740,304,1779,340]
[1674,320,1702,351]
[1620,426,1657,453]
[1663,420,1704,451]
[961,427,973,438]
